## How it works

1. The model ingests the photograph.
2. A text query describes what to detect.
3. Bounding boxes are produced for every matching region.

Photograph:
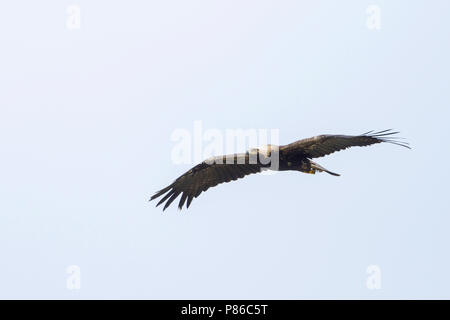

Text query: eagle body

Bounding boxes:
[150,130,409,210]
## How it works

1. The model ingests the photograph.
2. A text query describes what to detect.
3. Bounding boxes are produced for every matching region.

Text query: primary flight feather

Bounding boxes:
[150,129,409,210]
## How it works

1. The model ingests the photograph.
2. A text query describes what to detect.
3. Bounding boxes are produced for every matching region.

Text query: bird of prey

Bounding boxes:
[150,129,409,210]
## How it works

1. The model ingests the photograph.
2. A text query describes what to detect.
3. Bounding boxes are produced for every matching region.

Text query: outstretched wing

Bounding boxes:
[150,153,263,210]
[280,129,410,159]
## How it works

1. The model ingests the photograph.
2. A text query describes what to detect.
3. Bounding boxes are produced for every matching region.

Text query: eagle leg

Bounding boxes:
[310,161,340,176]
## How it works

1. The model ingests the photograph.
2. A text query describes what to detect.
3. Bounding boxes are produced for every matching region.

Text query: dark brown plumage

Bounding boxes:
[150,129,409,210]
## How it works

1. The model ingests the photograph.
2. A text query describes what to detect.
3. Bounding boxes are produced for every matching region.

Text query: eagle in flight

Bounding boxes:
[150,129,409,210]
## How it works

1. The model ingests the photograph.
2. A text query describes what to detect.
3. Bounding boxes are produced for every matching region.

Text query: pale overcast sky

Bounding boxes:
[1,1,449,298]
